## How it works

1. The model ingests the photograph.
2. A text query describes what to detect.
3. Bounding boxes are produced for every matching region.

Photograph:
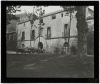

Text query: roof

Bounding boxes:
[88,8,94,13]
[17,8,94,24]
[41,9,64,18]
[17,9,65,24]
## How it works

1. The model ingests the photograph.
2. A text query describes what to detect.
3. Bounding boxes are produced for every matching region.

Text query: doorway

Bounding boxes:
[38,42,43,50]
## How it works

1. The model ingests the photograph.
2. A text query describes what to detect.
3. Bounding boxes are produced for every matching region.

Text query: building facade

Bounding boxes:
[16,10,78,53]
[16,7,94,54]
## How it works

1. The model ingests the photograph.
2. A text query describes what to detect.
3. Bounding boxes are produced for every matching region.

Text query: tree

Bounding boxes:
[62,6,88,55]
[75,6,88,55]
[24,6,45,48]
[6,6,21,24]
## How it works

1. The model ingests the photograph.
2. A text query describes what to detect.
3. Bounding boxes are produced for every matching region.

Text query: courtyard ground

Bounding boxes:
[7,53,94,78]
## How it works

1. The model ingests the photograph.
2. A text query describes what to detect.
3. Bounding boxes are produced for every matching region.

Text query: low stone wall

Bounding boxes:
[17,36,78,54]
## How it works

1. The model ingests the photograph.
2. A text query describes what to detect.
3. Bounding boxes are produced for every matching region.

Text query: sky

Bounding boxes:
[15,6,63,15]
[15,6,94,15]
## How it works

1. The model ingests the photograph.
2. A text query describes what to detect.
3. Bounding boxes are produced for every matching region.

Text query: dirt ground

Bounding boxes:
[7,53,94,78]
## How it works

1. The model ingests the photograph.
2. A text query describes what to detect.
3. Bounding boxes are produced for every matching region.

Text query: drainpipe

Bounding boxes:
[38,10,41,50]
[30,6,34,48]
[68,6,72,54]
[30,24,32,48]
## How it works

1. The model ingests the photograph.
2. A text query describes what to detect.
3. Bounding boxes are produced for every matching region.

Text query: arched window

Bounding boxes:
[22,44,25,48]
[64,24,68,37]
[40,27,43,36]
[52,14,56,19]
[22,32,25,41]
[31,30,35,40]
[38,42,43,49]
[63,42,68,47]
[47,27,51,39]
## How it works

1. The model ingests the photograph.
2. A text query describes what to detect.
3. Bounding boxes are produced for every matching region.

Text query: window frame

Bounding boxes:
[31,30,35,40]
[47,27,51,39]
[52,14,56,19]
[61,13,63,17]
[64,24,68,37]
[40,18,43,23]
[39,27,43,36]
[24,23,25,27]
[22,31,25,41]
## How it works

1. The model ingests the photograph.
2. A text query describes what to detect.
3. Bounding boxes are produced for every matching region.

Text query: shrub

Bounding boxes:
[70,46,78,55]
[54,47,60,54]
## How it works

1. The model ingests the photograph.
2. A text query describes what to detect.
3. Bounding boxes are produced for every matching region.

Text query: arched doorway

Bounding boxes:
[38,42,43,50]
[63,42,68,54]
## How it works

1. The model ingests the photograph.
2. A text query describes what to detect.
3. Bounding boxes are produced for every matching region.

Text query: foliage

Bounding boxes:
[6,6,21,14]
[54,47,60,54]
[87,31,94,55]
[24,6,45,27]
[75,6,88,55]
[25,12,38,26]
[6,6,21,24]
[70,46,78,55]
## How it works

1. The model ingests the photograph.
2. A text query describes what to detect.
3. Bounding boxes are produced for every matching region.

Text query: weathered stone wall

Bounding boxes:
[16,10,78,53]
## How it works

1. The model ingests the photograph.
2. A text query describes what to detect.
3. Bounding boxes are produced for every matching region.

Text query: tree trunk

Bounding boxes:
[76,6,88,56]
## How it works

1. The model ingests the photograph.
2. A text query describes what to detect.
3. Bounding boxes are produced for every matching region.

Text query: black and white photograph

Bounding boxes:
[1,1,99,83]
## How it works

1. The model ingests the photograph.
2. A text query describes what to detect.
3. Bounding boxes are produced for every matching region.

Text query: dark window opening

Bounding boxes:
[31,30,35,40]
[39,27,43,36]
[63,42,68,47]
[65,12,69,16]
[40,18,43,23]
[24,23,25,27]
[9,34,13,40]
[61,13,63,17]
[64,24,68,37]
[52,14,56,19]
[38,42,43,49]
[22,44,25,48]
[13,33,16,40]
[22,32,25,41]
[8,35,11,40]
[47,27,51,39]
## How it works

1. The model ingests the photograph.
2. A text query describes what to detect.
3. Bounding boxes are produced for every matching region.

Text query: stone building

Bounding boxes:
[16,7,94,54]
[6,13,29,51]
[16,9,78,53]
[6,20,17,51]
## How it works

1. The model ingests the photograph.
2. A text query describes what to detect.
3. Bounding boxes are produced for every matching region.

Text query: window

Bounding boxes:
[31,30,35,40]
[39,27,43,36]
[22,44,25,48]
[40,18,43,23]
[9,34,13,40]
[61,13,63,17]
[22,32,25,41]
[11,33,15,40]
[24,23,25,27]
[47,27,51,38]
[64,24,68,37]
[13,33,16,40]
[52,14,56,19]
[8,34,11,40]
[63,42,68,47]
[65,12,69,16]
